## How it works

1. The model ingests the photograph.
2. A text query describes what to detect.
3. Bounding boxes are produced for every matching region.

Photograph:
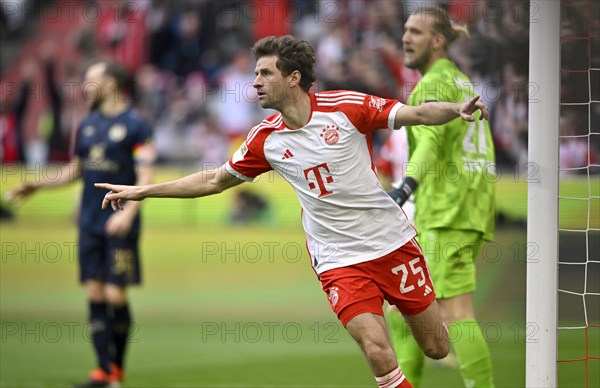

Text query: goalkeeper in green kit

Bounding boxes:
[387,6,496,388]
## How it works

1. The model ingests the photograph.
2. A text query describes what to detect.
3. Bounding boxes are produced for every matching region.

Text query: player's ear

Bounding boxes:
[103,72,119,94]
[432,33,446,51]
[289,70,301,88]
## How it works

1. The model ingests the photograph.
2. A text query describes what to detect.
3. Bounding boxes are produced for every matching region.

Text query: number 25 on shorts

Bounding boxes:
[392,257,426,294]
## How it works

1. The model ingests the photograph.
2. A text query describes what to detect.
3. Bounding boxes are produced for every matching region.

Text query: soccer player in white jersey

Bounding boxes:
[96,36,488,388]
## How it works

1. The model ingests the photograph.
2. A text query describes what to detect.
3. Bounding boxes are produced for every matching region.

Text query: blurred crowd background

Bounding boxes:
[0,0,598,174]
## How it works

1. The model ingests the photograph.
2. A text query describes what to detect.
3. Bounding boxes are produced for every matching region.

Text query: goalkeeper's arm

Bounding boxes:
[389,117,443,206]
[388,177,419,207]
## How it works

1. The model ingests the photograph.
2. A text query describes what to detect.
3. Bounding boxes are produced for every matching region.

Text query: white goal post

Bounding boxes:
[526,0,561,387]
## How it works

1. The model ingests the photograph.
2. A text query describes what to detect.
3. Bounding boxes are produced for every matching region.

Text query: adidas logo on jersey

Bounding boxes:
[281,149,294,160]
[424,285,432,296]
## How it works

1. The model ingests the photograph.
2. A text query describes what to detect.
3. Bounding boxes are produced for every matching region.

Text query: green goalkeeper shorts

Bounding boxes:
[416,228,484,299]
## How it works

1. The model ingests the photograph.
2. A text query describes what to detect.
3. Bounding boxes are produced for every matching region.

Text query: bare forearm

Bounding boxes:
[410,102,461,126]
[394,96,486,128]
[421,102,462,125]
[97,164,243,210]
[134,173,209,199]
[34,162,81,188]
[136,167,238,199]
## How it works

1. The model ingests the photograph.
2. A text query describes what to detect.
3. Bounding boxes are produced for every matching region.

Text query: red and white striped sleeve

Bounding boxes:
[225,114,281,181]
[315,91,404,134]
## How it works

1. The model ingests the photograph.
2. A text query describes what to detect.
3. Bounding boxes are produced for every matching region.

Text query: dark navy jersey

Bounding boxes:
[75,108,153,237]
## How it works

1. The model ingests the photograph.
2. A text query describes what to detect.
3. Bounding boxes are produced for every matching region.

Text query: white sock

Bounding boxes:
[375,366,407,388]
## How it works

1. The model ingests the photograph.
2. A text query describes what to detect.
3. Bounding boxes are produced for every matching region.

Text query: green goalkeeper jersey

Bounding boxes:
[406,58,495,240]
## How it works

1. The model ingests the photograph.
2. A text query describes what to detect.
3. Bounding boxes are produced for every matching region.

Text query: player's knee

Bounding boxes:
[361,339,396,364]
[85,280,105,302]
[104,284,127,306]
[423,338,449,360]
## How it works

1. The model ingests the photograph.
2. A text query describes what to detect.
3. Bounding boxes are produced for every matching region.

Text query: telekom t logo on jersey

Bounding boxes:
[303,163,334,198]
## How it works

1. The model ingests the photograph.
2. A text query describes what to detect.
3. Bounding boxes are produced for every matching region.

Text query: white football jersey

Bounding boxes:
[226,91,416,274]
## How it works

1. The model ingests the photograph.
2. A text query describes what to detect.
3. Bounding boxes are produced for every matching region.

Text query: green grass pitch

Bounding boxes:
[1,166,598,387]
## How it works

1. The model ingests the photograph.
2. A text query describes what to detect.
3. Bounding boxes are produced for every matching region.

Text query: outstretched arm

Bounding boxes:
[9,159,81,202]
[95,164,244,211]
[394,95,488,128]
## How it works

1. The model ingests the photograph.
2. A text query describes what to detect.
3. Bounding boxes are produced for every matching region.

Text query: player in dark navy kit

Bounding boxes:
[11,61,155,387]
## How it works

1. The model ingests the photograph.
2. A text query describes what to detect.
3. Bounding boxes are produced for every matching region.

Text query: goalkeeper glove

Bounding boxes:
[387,177,418,207]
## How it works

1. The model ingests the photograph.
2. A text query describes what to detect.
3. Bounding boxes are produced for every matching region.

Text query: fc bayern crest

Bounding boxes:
[320,124,340,145]
[328,287,339,307]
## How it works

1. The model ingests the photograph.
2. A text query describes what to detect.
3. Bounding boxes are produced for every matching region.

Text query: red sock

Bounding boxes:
[375,366,413,388]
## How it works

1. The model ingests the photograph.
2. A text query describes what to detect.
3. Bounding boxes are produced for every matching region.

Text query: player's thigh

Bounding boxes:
[369,241,448,358]
[84,279,105,302]
[318,266,385,327]
[345,312,390,347]
[105,235,141,286]
[104,283,128,306]
[418,229,483,299]
[377,239,436,316]
[402,300,448,359]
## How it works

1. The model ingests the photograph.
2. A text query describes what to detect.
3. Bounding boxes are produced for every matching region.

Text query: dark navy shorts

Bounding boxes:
[78,230,141,286]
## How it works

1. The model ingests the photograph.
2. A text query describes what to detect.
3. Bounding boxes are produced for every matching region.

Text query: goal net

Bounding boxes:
[557,1,599,387]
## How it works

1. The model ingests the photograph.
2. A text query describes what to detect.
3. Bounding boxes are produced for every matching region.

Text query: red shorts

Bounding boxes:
[318,239,436,326]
